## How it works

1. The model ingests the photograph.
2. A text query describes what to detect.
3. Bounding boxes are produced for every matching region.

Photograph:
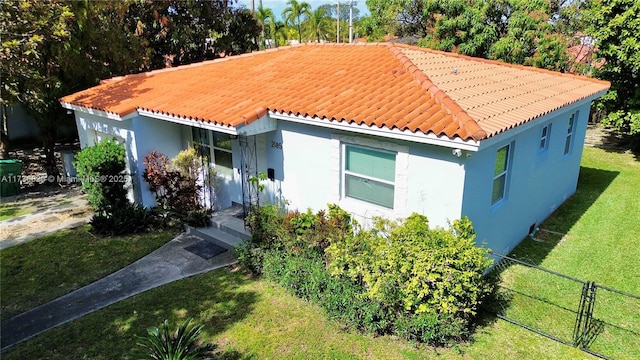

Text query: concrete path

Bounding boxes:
[0,233,237,351]
[0,187,92,249]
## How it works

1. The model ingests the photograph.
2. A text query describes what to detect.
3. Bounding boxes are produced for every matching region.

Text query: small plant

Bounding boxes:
[134,318,215,360]
[90,203,154,236]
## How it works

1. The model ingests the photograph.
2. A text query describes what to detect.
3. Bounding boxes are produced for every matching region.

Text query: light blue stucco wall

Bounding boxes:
[260,121,465,229]
[133,116,186,207]
[461,102,592,255]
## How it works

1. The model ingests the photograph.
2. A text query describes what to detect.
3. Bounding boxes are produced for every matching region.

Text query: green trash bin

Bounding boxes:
[0,159,23,197]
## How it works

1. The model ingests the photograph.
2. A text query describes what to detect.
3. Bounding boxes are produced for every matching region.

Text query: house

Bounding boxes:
[59,43,609,255]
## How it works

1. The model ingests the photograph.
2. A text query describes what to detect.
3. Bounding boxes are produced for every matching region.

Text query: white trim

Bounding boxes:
[60,103,134,121]
[272,112,480,151]
[331,134,409,219]
[138,109,239,135]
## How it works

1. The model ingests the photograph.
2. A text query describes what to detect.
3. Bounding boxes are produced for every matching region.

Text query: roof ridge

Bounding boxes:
[386,43,487,141]
[99,47,295,85]
[392,42,609,86]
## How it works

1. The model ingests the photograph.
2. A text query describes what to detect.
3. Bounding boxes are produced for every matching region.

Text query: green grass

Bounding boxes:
[1,267,587,360]
[0,226,177,320]
[499,147,640,359]
[1,147,637,359]
[0,203,34,221]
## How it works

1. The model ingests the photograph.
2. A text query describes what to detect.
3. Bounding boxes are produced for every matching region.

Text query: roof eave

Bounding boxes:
[271,112,480,151]
[60,103,132,121]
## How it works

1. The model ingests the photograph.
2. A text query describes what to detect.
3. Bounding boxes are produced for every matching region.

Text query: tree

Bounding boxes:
[584,0,640,138]
[363,0,411,40]
[255,6,276,48]
[282,0,312,43]
[421,0,497,57]
[304,7,332,42]
[1,1,75,176]
[1,0,260,173]
[130,0,259,68]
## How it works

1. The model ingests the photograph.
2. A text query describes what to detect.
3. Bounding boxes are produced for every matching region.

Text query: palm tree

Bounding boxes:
[304,7,332,43]
[272,20,288,47]
[255,6,275,48]
[281,0,311,43]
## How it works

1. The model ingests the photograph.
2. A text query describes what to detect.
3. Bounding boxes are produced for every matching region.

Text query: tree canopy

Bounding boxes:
[1,0,259,166]
[584,0,640,138]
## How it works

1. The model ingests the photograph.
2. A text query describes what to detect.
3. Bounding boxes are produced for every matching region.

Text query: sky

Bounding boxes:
[236,0,370,20]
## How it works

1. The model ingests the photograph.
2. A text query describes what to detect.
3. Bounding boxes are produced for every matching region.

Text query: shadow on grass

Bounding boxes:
[1,268,258,360]
[592,131,640,161]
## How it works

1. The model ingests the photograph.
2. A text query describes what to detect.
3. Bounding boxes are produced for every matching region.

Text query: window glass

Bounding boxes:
[492,144,510,205]
[564,114,575,155]
[213,148,233,177]
[346,146,395,181]
[344,145,396,209]
[494,146,509,175]
[540,125,550,150]
[212,132,232,150]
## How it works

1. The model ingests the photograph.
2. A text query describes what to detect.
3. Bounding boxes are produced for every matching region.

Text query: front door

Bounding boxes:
[190,127,242,210]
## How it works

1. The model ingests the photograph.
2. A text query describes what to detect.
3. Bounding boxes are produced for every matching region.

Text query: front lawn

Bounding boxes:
[0,226,177,320]
[1,147,637,359]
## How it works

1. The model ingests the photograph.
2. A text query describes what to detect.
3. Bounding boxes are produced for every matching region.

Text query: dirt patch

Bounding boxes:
[584,124,635,150]
[3,141,81,201]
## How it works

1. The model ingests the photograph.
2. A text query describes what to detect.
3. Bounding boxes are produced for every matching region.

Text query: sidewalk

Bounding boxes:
[0,233,237,351]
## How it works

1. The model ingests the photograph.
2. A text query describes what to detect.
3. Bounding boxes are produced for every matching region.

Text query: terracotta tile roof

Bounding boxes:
[60,43,609,141]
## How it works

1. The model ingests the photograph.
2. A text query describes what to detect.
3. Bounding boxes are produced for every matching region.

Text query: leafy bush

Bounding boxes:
[326,214,494,323]
[90,203,154,236]
[184,208,213,227]
[241,205,495,345]
[143,149,212,225]
[73,138,128,214]
[134,318,215,360]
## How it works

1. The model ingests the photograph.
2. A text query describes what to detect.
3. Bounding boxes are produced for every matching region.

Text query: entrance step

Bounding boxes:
[187,226,245,250]
[186,206,251,249]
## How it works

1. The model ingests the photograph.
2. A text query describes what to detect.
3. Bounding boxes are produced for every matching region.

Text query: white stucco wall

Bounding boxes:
[133,116,187,207]
[261,121,466,229]
[74,112,138,202]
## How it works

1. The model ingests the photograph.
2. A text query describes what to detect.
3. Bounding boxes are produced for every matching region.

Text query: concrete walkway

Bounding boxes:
[0,187,92,249]
[0,233,237,351]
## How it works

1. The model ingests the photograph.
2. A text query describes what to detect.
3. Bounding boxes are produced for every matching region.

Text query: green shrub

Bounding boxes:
[184,208,213,227]
[74,138,128,214]
[134,318,215,360]
[326,214,494,341]
[90,203,154,236]
[241,205,495,345]
[235,241,265,275]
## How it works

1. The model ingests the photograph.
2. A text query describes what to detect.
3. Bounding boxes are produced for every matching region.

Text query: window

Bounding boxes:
[344,145,396,209]
[492,144,511,205]
[564,113,576,155]
[539,124,551,150]
[212,132,233,177]
[191,128,234,177]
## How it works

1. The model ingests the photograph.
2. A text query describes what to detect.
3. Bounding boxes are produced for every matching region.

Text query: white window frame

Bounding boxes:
[190,128,234,178]
[342,144,396,209]
[492,143,512,206]
[539,124,551,151]
[330,134,409,219]
[564,112,577,155]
